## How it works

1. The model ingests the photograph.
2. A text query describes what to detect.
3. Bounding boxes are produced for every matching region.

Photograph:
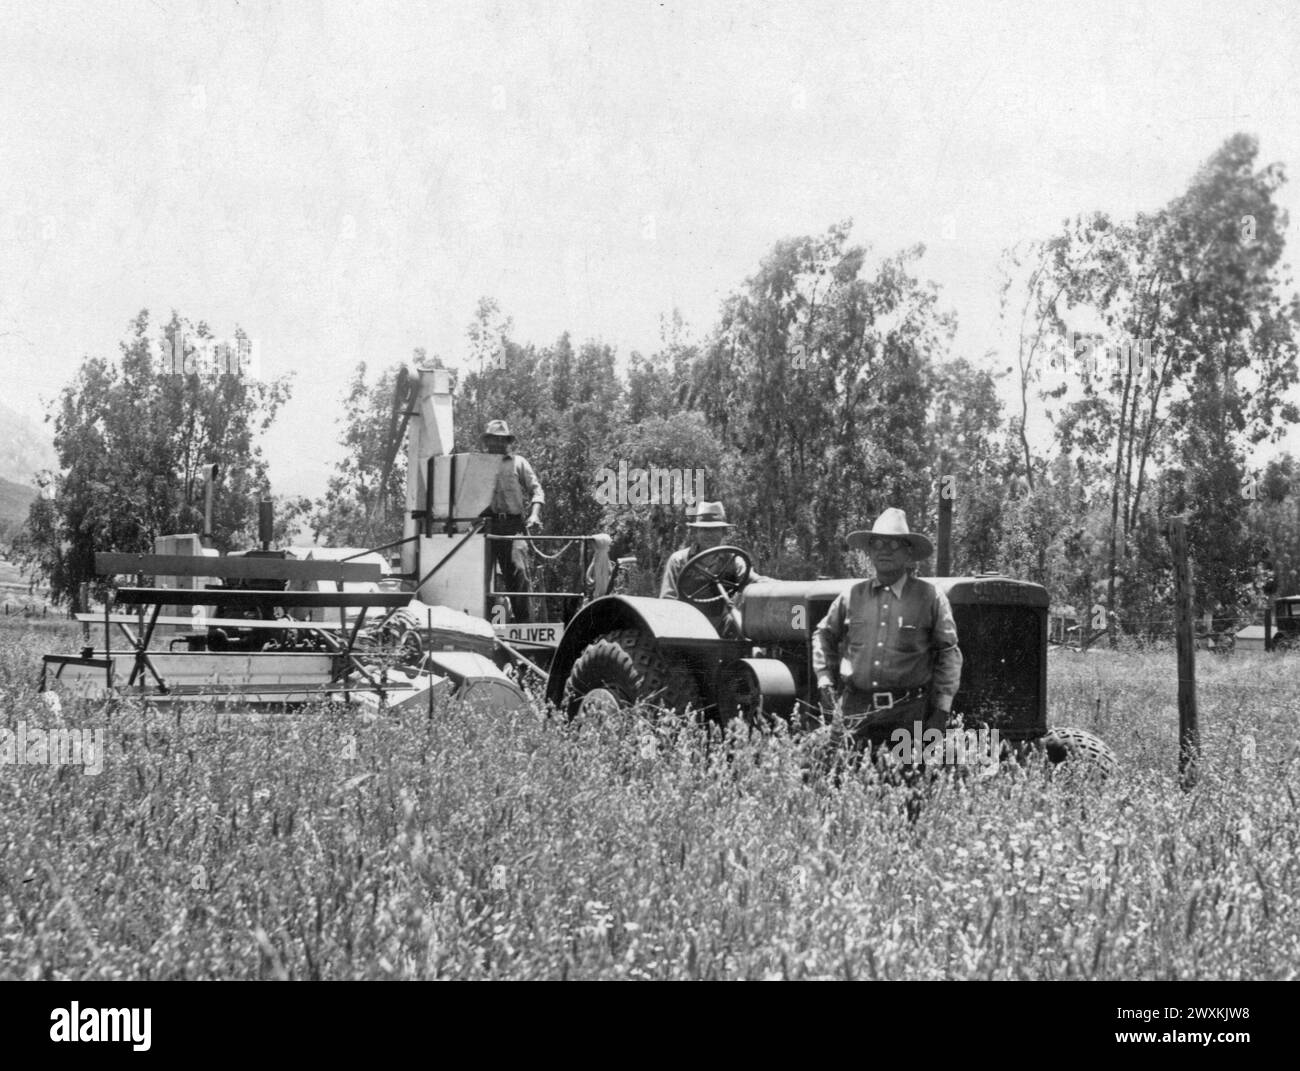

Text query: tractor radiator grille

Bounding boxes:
[951,605,1045,738]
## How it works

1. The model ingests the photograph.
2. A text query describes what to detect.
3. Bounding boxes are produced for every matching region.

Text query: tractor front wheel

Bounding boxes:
[1041,726,1118,778]
[562,628,699,720]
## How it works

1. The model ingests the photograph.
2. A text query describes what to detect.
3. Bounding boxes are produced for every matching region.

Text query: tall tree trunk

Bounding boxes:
[1107,376,1131,648]
[1013,259,1059,492]
[1121,366,1137,536]
[1127,279,1166,530]
[1131,359,1171,531]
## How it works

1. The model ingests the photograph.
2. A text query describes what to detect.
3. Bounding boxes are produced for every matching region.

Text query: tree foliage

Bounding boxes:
[21,311,291,608]
[690,222,957,576]
[1020,134,1299,626]
[309,359,417,549]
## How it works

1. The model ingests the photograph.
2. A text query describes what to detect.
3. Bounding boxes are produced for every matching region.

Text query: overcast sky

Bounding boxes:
[3,0,1299,497]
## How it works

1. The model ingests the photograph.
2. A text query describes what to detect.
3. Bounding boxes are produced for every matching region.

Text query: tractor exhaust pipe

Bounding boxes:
[259,497,274,551]
[202,463,219,548]
[937,477,953,577]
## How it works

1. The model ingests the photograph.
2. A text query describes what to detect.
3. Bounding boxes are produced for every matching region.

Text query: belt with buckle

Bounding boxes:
[852,686,927,711]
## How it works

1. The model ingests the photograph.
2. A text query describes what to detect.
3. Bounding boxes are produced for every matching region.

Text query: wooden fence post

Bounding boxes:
[1168,516,1199,789]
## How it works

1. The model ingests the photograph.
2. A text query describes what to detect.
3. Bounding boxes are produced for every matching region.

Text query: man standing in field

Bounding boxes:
[481,419,544,623]
[812,508,962,755]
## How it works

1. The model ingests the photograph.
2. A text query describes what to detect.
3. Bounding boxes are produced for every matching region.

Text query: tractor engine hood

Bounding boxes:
[738,580,857,643]
[738,575,1048,643]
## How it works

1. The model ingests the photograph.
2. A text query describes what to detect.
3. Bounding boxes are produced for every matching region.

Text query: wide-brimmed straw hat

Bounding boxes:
[687,501,733,529]
[846,508,933,558]
[481,419,515,441]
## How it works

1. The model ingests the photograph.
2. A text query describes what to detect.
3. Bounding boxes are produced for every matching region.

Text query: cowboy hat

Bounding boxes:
[687,501,733,529]
[481,419,515,440]
[847,508,933,558]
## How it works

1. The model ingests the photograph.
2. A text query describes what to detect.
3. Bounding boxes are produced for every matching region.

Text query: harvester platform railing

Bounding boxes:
[485,532,595,603]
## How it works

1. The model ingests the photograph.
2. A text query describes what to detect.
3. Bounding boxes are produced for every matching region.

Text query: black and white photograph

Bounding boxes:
[0,0,1295,1039]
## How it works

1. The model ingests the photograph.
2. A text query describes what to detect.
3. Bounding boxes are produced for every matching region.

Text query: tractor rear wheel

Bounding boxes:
[562,628,700,719]
[1041,726,1118,778]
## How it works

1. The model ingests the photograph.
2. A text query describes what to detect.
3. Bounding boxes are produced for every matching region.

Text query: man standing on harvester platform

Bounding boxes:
[481,419,544,623]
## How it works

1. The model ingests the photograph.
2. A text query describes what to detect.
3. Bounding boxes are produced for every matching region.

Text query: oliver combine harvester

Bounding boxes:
[41,363,1116,774]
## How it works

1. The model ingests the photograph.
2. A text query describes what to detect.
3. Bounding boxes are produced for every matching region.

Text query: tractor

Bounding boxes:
[543,544,1118,773]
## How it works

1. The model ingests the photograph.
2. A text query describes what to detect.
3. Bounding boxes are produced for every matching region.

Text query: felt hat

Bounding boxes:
[687,501,733,529]
[846,508,933,558]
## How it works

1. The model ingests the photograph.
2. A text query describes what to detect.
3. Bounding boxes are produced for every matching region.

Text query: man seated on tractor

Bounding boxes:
[660,501,771,634]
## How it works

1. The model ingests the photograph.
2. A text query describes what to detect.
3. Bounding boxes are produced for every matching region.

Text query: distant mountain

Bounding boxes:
[0,474,36,534]
[0,400,55,484]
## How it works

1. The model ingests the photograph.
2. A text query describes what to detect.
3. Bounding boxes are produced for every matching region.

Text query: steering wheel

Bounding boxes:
[676,545,753,614]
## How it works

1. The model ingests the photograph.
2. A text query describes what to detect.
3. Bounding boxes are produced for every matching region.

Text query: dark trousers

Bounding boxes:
[487,515,532,623]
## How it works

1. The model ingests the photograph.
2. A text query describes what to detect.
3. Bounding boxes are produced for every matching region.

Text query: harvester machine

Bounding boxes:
[41,362,608,714]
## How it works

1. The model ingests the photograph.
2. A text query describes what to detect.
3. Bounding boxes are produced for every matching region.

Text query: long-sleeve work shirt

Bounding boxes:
[812,574,962,704]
